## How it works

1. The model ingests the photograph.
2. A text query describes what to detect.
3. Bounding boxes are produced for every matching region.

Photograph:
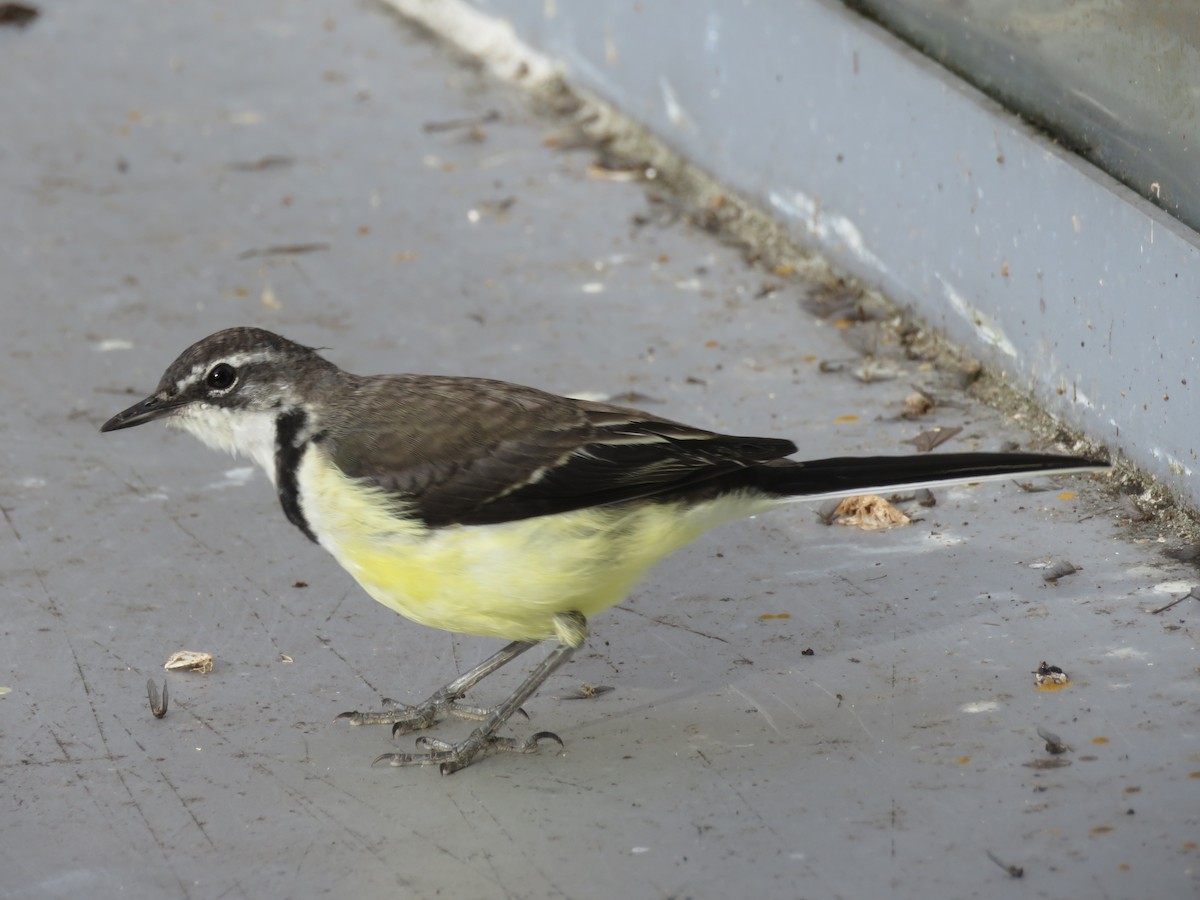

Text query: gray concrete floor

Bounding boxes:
[2,2,1197,898]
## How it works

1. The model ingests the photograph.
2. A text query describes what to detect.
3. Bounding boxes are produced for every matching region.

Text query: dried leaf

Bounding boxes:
[902,390,935,417]
[851,359,901,383]
[833,495,911,530]
[164,650,214,674]
[904,425,963,453]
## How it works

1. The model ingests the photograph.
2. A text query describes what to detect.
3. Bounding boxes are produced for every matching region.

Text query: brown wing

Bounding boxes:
[325,374,797,527]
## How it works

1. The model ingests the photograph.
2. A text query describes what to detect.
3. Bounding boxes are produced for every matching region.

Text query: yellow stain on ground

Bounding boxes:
[758,613,791,620]
[833,414,860,424]
[1034,680,1071,692]
[1058,491,1078,500]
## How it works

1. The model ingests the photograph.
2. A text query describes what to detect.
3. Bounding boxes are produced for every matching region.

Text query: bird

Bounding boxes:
[101,326,1106,773]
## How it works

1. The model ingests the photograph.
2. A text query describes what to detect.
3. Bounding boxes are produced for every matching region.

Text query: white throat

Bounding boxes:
[170,406,279,484]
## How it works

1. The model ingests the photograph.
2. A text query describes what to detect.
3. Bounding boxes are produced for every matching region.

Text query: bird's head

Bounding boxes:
[101,327,338,472]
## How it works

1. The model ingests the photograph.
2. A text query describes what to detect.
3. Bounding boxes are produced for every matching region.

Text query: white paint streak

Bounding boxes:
[769,190,887,276]
[1069,88,1120,121]
[1153,580,1194,595]
[960,700,1000,714]
[704,12,722,54]
[935,273,1019,358]
[94,338,134,352]
[1105,647,1147,660]
[658,77,695,131]
[204,466,257,491]
[1148,447,1194,477]
[729,685,782,735]
[810,680,875,742]
[380,0,558,85]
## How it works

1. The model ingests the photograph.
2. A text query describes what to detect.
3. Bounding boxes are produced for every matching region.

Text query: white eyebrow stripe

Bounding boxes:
[174,350,277,394]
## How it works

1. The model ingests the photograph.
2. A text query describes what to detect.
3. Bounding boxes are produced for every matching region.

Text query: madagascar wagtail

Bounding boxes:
[102,327,1106,774]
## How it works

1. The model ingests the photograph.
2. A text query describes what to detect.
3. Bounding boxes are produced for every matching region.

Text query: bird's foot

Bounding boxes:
[373,728,563,775]
[336,692,499,731]
[341,625,582,773]
[336,693,528,732]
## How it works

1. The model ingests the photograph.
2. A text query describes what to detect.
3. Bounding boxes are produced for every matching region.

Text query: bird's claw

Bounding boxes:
[373,729,563,774]
[336,695,527,731]
[336,695,453,729]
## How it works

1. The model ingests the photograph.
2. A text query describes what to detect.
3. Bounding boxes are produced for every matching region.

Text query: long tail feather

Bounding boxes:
[751,452,1106,502]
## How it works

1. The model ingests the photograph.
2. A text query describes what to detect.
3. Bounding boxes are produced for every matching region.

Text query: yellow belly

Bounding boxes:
[298,449,773,643]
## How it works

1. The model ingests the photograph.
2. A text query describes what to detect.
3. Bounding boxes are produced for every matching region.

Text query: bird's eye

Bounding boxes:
[205,363,238,391]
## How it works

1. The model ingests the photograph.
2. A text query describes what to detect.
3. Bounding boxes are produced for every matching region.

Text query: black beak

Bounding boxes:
[100,394,185,432]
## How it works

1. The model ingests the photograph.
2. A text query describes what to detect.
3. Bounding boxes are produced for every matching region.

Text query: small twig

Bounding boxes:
[422,110,500,133]
[1151,587,1199,615]
[237,242,330,260]
[986,850,1024,878]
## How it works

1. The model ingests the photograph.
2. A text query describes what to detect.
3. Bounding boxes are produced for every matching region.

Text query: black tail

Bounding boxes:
[749,452,1106,501]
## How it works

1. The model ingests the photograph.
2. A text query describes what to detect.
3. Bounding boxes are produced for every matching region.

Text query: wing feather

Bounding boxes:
[324,374,796,526]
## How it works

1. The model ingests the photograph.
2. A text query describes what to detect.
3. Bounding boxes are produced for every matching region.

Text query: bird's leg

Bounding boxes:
[336,639,537,730]
[375,612,586,774]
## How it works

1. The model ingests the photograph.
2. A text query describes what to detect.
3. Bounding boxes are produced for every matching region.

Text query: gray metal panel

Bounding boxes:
[468,0,1200,506]
[847,0,1200,232]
